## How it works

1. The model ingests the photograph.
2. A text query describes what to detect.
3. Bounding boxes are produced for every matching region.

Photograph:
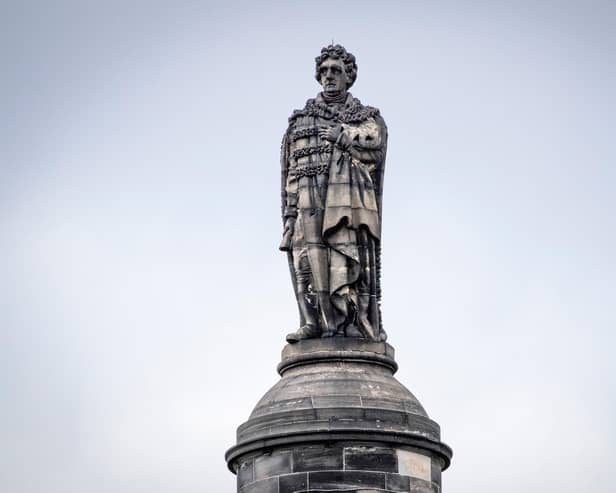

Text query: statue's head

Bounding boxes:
[315,44,357,97]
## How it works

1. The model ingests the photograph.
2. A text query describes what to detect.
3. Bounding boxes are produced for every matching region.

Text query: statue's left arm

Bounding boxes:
[336,114,388,228]
[336,116,387,172]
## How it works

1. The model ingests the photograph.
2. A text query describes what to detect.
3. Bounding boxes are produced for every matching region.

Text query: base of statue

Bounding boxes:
[225,338,452,493]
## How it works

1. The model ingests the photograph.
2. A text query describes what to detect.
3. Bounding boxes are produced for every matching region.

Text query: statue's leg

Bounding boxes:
[357,230,378,341]
[306,244,337,337]
[296,250,318,327]
[286,248,320,343]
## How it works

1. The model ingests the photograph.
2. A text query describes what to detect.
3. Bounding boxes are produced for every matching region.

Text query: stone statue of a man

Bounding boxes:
[280,45,387,343]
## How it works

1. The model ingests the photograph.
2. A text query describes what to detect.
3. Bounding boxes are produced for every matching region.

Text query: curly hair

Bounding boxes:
[314,44,358,89]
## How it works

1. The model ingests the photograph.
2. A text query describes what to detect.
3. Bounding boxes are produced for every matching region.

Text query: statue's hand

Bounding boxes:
[279,217,296,252]
[318,125,341,143]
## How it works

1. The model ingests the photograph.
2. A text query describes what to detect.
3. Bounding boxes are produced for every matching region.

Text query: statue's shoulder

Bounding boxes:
[341,96,381,124]
[286,94,383,125]
[288,98,318,123]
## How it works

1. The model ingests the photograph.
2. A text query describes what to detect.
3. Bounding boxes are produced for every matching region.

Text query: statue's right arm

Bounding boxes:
[279,131,298,252]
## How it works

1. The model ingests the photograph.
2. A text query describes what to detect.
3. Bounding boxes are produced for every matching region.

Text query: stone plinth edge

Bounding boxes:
[277,338,398,375]
[225,429,453,473]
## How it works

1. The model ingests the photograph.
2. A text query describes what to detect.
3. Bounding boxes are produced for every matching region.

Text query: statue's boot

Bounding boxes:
[286,324,320,343]
[317,292,338,338]
[287,289,320,343]
[345,324,363,338]
[357,294,377,341]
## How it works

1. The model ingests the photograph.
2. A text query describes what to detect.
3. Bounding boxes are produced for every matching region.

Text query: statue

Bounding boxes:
[227,46,453,492]
[280,45,388,343]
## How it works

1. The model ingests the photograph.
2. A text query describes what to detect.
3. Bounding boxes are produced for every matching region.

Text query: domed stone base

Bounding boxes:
[226,338,452,493]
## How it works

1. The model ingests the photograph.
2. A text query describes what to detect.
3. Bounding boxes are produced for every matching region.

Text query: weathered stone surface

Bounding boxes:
[385,473,411,492]
[344,446,397,473]
[308,470,386,490]
[278,337,397,374]
[430,458,442,488]
[279,472,308,492]
[293,445,343,471]
[408,477,438,493]
[296,490,395,493]
[240,477,278,493]
[237,458,254,487]
[313,395,362,408]
[396,450,431,482]
[254,451,292,480]
[227,339,452,492]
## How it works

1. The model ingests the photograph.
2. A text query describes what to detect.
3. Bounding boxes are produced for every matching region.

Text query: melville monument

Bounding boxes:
[225,45,452,493]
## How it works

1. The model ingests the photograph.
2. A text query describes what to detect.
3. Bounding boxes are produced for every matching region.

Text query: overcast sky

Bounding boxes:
[2,1,615,492]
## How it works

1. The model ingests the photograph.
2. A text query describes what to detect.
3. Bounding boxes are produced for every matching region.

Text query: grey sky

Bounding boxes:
[2,1,615,492]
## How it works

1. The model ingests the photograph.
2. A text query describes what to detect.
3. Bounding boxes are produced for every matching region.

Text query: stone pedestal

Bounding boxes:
[226,338,452,493]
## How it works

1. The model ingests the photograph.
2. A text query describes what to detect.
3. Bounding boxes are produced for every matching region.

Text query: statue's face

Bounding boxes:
[318,57,349,96]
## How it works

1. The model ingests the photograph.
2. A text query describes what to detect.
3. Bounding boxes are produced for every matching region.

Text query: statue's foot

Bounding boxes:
[378,328,387,342]
[344,324,363,338]
[286,324,319,343]
[358,315,377,341]
[321,327,337,338]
